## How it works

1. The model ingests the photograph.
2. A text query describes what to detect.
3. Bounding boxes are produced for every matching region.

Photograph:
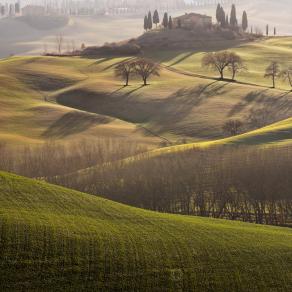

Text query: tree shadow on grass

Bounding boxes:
[228,89,292,117]
[55,81,230,138]
[42,111,111,138]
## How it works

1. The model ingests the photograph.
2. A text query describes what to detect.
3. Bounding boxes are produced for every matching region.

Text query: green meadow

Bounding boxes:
[0,171,291,291]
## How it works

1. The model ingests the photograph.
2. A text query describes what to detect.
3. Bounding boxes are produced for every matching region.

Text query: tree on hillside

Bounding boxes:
[115,61,135,86]
[144,15,148,31]
[228,53,247,81]
[55,34,64,54]
[225,14,229,26]
[266,24,269,36]
[216,4,221,24]
[168,16,173,29]
[274,27,277,36]
[133,59,160,86]
[280,67,292,90]
[153,10,160,28]
[242,11,248,32]
[148,11,153,30]
[202,51,232,80]
[264,61,280,88]
[219,6,226,27]
[223,119,243,136]
[162,12,168,28]
[230,4,238,28]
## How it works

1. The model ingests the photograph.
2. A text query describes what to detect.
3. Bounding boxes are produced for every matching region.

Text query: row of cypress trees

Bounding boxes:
[144,10,173,31]
[216,4,248,32]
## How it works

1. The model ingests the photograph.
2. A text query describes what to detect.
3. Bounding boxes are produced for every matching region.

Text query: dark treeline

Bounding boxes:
[1,140,292,227]
[55,146,292,227]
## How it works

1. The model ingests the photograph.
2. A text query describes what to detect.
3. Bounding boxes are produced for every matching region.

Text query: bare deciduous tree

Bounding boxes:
[133,58,160,86]
[228,53,247,81]
[115,61,135,86]
[264,61,280,88]
[222,119,243,136]
[55,34,64,55]
[280,66,292,90]
[202,51,232,80]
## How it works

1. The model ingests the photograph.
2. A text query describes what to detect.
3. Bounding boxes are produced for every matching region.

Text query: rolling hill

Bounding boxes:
[2,38,292,147]
[1,0,292,58]
[0,56,161,146]
[0,171,291,291]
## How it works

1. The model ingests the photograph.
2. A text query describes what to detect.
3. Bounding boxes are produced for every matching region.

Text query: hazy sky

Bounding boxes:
[0,0,291,58]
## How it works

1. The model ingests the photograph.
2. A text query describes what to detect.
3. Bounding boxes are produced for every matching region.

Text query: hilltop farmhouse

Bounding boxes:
[173,13,212,29]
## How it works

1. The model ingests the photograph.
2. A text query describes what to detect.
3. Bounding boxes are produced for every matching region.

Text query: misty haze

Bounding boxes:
[0,0,292,291]
[0,0,292,57]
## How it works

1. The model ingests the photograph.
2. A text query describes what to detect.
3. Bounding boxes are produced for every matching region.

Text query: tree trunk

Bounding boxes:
[220,70,224,80]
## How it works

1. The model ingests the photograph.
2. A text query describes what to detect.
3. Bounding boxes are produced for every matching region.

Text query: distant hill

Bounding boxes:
[17,15,69,30]
[0,1,291,57]
[0,170,291,291]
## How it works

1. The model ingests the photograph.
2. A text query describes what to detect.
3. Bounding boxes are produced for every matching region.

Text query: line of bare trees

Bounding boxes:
[1,139,292,227]
[265,62,292,89]
[0,139,147,179]
[52,146,292,227]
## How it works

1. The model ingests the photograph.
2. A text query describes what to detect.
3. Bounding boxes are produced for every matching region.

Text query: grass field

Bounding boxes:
[2,38,292,148]
[147,37,292,89]
[0,170,291,291]
[147,117,292,157]
[0,56,161,146]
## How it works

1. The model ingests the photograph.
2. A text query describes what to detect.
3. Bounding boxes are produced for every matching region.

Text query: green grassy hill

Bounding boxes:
[148,37,292,89]
[0,171,291,291]
[0,57,160,147]
[2,38,292,146]
[148,117,292,157]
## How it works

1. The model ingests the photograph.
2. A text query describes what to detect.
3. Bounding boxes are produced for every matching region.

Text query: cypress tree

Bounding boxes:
[144,15,148,31]
[266,24,269,36]
[216,4,221,23]
[220,7,226,27]
[230,4,237,28]
[162,12,168,28]
[153,10,160,28]
[274,27,277,36]
[242,11,248,32]
[226,14,229,26]
[168,16,173,29]
[148,11,152,30]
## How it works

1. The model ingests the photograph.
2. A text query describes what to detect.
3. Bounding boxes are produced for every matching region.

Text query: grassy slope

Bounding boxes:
[149,37,292,89]
[0,57,160,146]
[0,171,291,291]
[148,117,292,157]
[2,38,292,146]
[51,38,292,144]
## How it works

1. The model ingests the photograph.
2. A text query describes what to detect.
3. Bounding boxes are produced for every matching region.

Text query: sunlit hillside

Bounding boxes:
[0,171,291,291]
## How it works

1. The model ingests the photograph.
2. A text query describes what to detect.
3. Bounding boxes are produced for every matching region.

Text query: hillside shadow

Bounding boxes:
[146,39,248,65]
[169,52,196,66]
[15,71,77,91]
[228,89,269,117]
[42,111,111,138]
[56,81,230,138]
[228,89,292,117]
